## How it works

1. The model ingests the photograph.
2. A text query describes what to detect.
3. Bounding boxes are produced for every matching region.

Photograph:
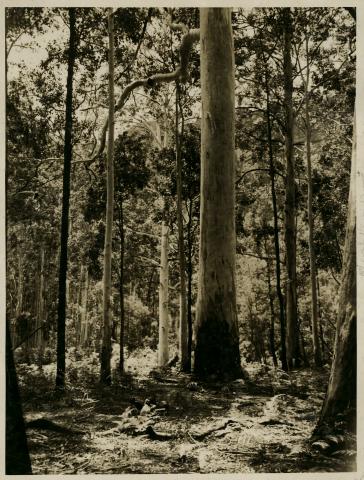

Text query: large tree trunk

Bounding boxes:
[176,85,189,372]
[282,7,300,369]
[265,70,288,371]
[158,221,169,366]
[100,7,115,385]
[55,8,76,389]
[6,322,32,474]
[194,8,241,380]
[314,112,356,434]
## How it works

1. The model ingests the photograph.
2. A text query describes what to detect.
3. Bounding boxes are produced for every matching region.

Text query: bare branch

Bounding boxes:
[88,14,200,164]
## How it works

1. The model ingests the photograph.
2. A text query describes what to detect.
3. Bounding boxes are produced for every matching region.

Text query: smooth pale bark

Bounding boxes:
[265,70,288,371]
[194,8,241,380]
[100,8,115,385]
[304,35,322,367]
[315,112,356,433]
[158,221,169,366]
[282,8,300,369]
[56,8,76,389]
[176,86,189,372]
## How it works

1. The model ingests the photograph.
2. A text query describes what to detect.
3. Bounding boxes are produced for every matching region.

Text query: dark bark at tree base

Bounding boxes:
[194,314,242,381]
[6,323,32,474]
[100,346,112,385]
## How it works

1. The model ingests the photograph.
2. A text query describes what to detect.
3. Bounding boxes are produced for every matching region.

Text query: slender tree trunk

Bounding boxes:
[265,72,288,371]
[176,85,189,372]
[314,111,356,434]
[80,267,89,347]
[316,272,326,358]
[6,322,32,474]
[56,8,76,389]
[194,8,241,380]
[74,265,83,346]
[187,198,194,368]
[100,8,115,385]
[158,221,169,366]
[282,8,300,369]
[15,248,23,319]
[118,201,125,374]
[303,35,322,367]
[264,240,278,368]
[36,246,45,364]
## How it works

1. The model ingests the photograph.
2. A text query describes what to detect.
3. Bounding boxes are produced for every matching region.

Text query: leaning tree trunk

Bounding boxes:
[100,7,115,385]
[194,8,241,380]
[314,111,356,435]
[176,85,189,372]
[158,221,169,366]
[55,7,76,389]
[282,7,300,369]
[6,322,32,474]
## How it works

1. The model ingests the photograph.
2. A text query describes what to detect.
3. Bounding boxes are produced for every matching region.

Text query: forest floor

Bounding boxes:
[18,348,356,474]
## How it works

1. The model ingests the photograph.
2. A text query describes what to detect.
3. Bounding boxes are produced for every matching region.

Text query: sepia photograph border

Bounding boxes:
[1,0,362,478]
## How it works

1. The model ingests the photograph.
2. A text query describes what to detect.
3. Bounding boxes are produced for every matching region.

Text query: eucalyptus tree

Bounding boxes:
[313,6,356,438]
[194,8,241,380]
[314,111,356,437]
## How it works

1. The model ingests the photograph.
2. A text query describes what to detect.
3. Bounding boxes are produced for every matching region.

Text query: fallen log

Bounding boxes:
[191,418,239,441]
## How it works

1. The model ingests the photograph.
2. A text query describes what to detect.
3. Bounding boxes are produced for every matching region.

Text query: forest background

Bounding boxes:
[2,0,363,476]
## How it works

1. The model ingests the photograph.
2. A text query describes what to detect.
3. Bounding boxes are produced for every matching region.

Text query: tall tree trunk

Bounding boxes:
[314,111,356,434]
[265,71,288,371]
[282,7,300,369]
[176,85,189,372]
[6,322,32,474]
[303,34,322,367]
[100,8,115,385]
[194,8,241,380]
[118,201,125,374]
[158,221,169,366]
[187,198,194,369]
[56,8,76,389]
